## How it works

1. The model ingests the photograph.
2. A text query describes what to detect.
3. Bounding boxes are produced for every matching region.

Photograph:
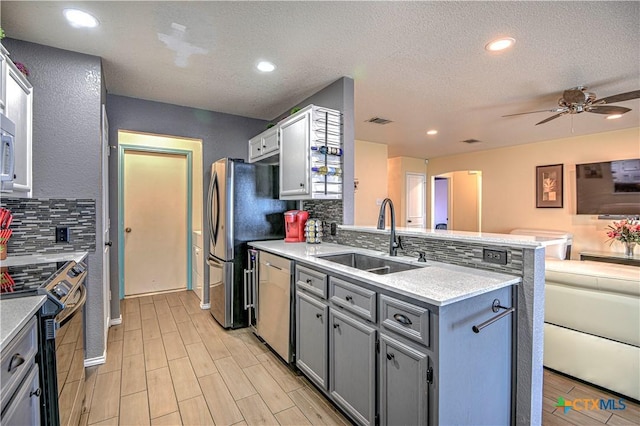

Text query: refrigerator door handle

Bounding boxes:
[209,171,220,247]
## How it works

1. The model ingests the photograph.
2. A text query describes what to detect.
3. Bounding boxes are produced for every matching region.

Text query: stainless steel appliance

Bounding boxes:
[207,158,296,328]
[255,250,293,362]
[1,258,87,426]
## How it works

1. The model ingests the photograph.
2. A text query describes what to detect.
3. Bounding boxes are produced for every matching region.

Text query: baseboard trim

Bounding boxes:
[200,303,210,310]
[110,316,122,326]
[84,354,106,367]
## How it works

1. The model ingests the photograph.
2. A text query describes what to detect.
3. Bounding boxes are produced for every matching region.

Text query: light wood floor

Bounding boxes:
[81,290,350,426]
[81,290,640,426]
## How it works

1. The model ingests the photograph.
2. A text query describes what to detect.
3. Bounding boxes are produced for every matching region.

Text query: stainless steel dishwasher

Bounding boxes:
[247,250,293,362]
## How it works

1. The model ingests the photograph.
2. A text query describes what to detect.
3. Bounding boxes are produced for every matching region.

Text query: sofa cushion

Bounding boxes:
[545,259,640,297]
[544,323,639,401]
[545,259,640,347]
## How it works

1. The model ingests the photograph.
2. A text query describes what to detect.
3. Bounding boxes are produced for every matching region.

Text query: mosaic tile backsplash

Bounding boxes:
[0,198,97,255]
[336,229,524,275]
[302,199,343,243]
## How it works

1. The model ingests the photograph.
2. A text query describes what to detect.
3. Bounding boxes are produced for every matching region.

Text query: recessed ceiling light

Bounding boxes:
[485,37,516,52]
[63,9,99,28]
[257,61,276,72]
[606,114,623,120]
[426,130,438,135]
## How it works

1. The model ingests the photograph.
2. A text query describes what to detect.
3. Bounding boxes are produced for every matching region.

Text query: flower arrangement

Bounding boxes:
[606,218,640,244]
[13,61,29,78]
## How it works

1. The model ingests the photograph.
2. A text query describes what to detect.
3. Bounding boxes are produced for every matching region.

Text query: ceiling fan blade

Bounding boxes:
[502,108,564,117]
[594,90,640,104]
[587,105,632,115]
[535,113,566,125]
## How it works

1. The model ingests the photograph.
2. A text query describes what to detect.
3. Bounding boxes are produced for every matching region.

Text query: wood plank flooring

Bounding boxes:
[81,291,349,426]
[82,290,640,425]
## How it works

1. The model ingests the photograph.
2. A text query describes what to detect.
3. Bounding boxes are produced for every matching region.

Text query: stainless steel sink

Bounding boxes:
[317,253,426,275]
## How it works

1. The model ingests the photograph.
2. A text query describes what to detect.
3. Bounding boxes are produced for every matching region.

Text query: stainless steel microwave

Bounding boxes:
[0,112,16,190]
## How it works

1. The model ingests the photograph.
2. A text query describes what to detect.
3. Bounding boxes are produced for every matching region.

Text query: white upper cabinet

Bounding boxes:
[1,45,33,197]
[248,126,279,163]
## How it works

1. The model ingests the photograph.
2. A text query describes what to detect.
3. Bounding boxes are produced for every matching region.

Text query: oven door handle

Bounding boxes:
[57,285,87,328]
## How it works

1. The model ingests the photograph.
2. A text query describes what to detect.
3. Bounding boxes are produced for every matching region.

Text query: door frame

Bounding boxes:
[118,144,193,299]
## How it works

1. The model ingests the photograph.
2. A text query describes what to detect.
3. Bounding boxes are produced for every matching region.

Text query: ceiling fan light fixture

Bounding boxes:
[63,9,99,28]
[256,61,276,72]
[606,114,623,120]
[485,37,515,52]
[426,129,438,135]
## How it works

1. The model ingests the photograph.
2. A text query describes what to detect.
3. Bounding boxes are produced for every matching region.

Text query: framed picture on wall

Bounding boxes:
[536,164,564,208]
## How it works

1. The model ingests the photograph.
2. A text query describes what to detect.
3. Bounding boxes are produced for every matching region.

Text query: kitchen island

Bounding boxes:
[250,240,521,425]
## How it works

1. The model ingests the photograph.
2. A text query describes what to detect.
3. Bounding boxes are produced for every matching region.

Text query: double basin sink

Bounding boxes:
[316,252,426,275]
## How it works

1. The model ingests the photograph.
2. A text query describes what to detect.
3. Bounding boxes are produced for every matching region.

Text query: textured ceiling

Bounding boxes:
[2,1,639,158]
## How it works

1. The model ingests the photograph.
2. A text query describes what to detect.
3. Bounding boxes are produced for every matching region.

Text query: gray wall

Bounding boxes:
[105,94,268,319]
[3,39,105,360]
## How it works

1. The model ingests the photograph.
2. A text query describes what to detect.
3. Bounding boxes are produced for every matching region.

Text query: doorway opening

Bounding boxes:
[431,170,482,232]
[117,131,203,299]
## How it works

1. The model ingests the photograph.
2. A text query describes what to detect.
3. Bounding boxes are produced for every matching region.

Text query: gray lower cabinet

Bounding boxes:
[329,308,376,426]
[1,316,40,425]
[1,364,40,425]
[379,333,429,426]
[295,290,329,390]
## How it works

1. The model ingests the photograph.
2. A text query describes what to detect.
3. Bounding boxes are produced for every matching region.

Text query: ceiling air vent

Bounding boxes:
[366,117,393,125]
[461,138,482,144]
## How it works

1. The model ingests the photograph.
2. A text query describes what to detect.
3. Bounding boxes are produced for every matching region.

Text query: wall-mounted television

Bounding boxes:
[576,158,640,215]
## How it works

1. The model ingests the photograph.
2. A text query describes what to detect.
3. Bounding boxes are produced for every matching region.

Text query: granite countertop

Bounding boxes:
[0,296,46,349]
[248,241,520,307]
[339,225,568,248]
[0,251,88,268]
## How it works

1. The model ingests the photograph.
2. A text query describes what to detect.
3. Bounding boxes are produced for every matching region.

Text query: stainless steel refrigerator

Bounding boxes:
[207,158,296,328]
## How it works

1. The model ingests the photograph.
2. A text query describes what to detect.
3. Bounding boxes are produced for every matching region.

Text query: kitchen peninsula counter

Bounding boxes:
[339,225,567,248]
[248,240,520,307]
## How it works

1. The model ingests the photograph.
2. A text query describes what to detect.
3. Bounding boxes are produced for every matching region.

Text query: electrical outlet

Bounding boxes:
[56,227,69,243]
[483,248,507,265]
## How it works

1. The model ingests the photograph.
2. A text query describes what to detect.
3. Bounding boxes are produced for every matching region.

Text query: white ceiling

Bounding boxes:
[2,1,639,158]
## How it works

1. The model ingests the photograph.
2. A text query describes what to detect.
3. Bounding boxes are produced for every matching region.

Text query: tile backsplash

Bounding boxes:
[0,198,96,255]
[302,199,343,243]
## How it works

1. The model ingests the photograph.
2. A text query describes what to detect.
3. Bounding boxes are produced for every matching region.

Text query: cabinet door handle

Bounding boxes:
[393,313,413,326]
[299,183,304,187]
[333,323,340,329]
[8,354,25,373]
[316,313,322,319]
[345,295,353,302]
[30,388,41,398]
[306,279,313,284]
[386,353,395,361]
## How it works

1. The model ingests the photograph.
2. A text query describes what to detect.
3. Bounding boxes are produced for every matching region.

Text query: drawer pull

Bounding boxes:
[333,323,340,329]
[345,295,353,302]
[316,313,322,319]
[306,279,313,284]
[386,353,395,361]
[393,313,413,326]
[8,354,25,373]
[30,388,41,398]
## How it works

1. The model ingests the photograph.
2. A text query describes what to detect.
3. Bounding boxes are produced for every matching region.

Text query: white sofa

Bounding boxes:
[544,259,640,400]
[510,228,640,400]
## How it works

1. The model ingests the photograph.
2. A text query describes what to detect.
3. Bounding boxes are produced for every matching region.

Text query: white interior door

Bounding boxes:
[123,150,188,296]
[101,105,111,336]
[406,173,426,228]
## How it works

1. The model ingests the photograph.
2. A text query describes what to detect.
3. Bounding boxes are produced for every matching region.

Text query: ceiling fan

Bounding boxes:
[503,86,640,125]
